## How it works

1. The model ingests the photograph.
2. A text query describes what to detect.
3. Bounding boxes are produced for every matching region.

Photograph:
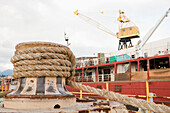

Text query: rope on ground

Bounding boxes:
[67,81,170,113]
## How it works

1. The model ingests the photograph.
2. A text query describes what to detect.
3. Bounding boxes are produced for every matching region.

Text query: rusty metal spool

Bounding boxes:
[3,42,76,109]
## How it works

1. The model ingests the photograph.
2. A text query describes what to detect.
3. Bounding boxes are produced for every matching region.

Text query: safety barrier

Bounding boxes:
[0,84,11,92]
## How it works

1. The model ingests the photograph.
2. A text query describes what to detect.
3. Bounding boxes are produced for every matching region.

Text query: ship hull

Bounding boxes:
[66,80,170,105]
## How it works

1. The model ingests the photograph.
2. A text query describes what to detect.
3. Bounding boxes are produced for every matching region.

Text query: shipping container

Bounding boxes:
[123,54,131,61]
[116,54,131,62]
[100,57,105,64]
[100,53,105,64]
[109,56,116,63]
[116,55,123,62]
[100,53,105,58]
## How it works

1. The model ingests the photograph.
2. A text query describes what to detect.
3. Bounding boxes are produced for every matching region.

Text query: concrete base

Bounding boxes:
[1,100,128,113]
[4,96,76,109]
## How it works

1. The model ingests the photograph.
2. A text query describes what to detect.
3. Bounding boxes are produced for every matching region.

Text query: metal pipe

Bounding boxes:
[96,66,98,82]
[80,83,83,99]
[106,82,109,101]
[81,68,84,82]
[138,60,140,72]
[129,61,131,81]
[147,58,150,80]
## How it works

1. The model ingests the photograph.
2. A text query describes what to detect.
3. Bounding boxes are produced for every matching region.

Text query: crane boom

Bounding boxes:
[74,10,140,50]
[74,10,117,37]
[136,8,170,58]
[137,8,170,49]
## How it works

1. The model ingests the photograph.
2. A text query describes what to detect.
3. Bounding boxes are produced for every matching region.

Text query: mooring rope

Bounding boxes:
[11,42,170,112]
[68,81,170,113]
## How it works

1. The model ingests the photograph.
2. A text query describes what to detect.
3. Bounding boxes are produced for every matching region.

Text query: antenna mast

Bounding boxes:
[64,32,71,46]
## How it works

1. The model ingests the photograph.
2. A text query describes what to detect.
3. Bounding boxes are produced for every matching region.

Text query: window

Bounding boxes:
[86,72,92,78]
[104,69,110,74]
[144,53,148,57]
[86,72,92,76]
[123,29,125,32]
[130,28,132,30]
[97,85,102,89]
[99,70,102,74]
[131,55,135,58]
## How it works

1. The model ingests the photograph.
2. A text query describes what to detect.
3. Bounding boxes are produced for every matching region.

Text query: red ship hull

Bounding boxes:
[66,80,170,105]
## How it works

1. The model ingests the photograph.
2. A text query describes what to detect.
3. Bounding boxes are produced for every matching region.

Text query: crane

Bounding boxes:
[117,10,139,50]
[74,10,140,50]
[136,8,170,57]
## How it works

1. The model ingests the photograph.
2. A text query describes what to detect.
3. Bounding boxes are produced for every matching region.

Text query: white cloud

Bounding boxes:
[0,0,169,71]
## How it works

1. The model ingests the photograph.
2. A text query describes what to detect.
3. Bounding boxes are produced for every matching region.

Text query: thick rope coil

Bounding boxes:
[67,81,170,113]
[14,59,72,67]
[14,47,75,65]
[13,65,71,72]
[13,71,70,78]
[11,42,75,79]
[11,53,69,63]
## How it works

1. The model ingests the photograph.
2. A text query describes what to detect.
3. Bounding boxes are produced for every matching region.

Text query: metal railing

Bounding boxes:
[98,74,111,82]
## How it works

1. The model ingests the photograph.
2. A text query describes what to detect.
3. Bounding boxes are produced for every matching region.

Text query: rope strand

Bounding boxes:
[67,81,170,113]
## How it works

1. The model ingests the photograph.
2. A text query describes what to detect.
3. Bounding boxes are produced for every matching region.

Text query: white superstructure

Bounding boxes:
[105,37,170,59]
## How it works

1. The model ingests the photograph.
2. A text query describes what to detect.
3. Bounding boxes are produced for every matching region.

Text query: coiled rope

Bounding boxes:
[11,42,170,113]
[11,42,75,79]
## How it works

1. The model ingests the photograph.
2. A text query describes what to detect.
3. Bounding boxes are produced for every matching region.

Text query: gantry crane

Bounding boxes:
[74,10,140,50]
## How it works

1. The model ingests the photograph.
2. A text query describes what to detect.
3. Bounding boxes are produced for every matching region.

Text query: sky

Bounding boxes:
[0,0,170,72]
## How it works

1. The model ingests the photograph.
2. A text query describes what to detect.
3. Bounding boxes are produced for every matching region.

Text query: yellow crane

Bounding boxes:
[74,10,140,50]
